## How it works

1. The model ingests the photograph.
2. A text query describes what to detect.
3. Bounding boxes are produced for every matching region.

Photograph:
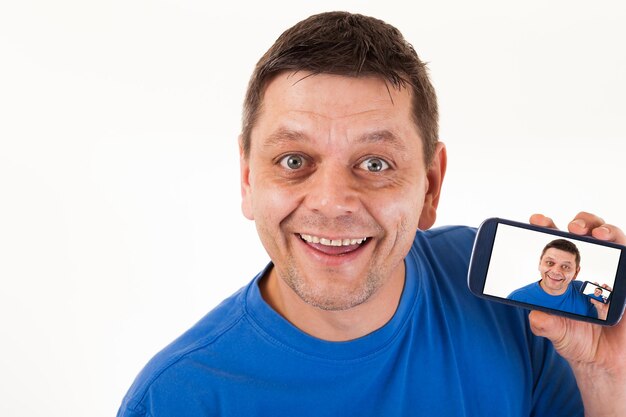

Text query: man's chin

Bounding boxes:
[281,268,383,312]
[290,280,377,311]
[304,296,368,312]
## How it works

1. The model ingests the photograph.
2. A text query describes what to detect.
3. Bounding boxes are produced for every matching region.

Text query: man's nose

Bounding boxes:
[548,266,561,275]
[304,164,360,217]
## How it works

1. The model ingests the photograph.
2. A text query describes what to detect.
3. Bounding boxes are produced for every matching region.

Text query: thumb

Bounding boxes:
[587,299,609,320]
[528,311,597,363]
[528,311,567,342]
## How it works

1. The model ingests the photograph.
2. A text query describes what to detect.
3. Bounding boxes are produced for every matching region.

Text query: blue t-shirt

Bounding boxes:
[117,226,583,417]
[590,294,605,303]
[508,280,597,318]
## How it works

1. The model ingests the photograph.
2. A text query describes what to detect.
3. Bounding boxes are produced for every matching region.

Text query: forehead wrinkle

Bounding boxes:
[261,126,410,153]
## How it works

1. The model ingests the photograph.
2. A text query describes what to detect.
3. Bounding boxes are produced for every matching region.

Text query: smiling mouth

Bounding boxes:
[298,233,370,256]
[299,234,368,246]
[546,273,564,282]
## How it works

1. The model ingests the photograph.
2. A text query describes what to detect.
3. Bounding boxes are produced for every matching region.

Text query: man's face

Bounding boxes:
[240,72,445,311]
[594,287,603,296]
[538,248,580,296]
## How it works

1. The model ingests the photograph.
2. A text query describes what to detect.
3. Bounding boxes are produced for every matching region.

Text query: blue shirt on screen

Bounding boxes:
[590,294,606,303]
[117,226,583,417]
[508,280,597,318]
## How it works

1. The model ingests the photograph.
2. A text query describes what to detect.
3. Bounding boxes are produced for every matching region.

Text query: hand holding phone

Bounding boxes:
[468,218,626,325]
[473,214,626,417]
[580,281,611,304]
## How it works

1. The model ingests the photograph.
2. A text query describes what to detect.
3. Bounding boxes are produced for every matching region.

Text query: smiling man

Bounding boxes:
[508,239,599,317]
[117,12,626,417]
[241,72,440,341]
[592,286,607,302]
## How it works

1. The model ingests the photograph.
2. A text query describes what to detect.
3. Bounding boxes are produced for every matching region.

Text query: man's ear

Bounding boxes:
[418,142,447,230]
[239,136,254,220]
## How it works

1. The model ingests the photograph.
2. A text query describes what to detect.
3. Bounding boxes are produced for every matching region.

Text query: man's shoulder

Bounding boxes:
[413,225,476,252]
[421,224,477,240]
[408,225,476,268]
[508,281,538,300]
[119,283,253,414]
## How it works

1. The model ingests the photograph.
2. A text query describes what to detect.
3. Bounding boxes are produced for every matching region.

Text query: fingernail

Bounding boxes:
[597,226,610,234]
[571,219,586,228]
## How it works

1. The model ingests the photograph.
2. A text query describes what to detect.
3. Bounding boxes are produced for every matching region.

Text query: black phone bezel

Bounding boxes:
[467,218,626,326]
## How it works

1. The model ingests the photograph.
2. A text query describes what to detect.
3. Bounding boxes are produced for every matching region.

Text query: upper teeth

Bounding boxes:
[300,234,367,246]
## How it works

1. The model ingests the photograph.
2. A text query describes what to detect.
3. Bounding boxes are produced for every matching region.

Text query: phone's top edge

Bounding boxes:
[478,217,626,251]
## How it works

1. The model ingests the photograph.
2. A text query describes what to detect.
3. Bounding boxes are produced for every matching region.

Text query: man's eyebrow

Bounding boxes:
[545,256,573,265]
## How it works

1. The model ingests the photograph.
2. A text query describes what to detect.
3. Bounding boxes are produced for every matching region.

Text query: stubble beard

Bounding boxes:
[541,271,568,294]
[274,214,388,311]
[262,213,412,311]
[280,260,385,311]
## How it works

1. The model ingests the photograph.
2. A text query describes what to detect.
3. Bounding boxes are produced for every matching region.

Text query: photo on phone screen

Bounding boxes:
[468,218,626,325]
[580,281,611,304]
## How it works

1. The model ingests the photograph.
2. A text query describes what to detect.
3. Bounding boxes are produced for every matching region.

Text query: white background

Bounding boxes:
[1,1,625,416]
[484,224,622,297]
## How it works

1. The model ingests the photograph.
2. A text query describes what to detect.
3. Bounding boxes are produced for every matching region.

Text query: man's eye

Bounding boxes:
[279,154,305,170]
[359,157,390,172]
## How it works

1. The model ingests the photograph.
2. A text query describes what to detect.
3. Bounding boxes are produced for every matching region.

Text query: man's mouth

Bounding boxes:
[298,233,370,256]
[299,234,368,246]
[546,273,564,282]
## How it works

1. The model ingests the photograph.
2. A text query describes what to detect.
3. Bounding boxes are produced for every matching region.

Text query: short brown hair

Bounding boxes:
[241,11,439,164]
[541,239,581,267]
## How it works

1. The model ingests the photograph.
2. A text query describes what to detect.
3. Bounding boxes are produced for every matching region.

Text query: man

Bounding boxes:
[591,286,607,302]
[117,12,626,416]
[508,239,600,318]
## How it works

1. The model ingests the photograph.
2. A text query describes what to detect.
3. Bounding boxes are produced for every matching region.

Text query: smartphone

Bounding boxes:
[468,218,626,326]
[580,281,612,304]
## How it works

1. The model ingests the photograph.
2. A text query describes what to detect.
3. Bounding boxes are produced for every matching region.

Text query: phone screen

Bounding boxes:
[581,281,611,304]
[481,223,622,322]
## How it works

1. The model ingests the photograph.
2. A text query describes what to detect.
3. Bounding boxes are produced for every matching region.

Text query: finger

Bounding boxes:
[567,212,605,236]
[530,214,557,229]
[590,223,626,245]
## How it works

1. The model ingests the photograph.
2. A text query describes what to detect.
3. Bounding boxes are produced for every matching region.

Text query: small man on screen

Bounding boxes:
[508,239,609,319]
[582,284,610,303]
[592,287,605,302]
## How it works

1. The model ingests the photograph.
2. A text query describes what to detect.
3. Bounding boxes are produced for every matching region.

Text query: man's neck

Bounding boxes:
[539,279,568,296]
